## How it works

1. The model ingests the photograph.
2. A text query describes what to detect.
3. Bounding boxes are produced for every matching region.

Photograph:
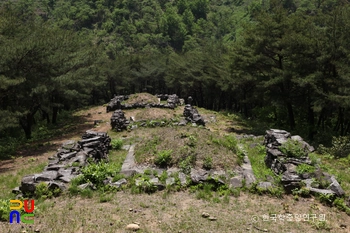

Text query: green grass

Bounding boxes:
[133,126,239,170]
[243,138,280,183]
[0,161,47,199]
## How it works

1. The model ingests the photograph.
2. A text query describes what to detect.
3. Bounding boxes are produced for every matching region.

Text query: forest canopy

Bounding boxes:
[1,0,350,144]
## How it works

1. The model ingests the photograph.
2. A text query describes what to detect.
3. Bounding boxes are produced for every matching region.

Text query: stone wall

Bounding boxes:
[13,130,111,197]
[264,129,345,196]
[106,94,183,112]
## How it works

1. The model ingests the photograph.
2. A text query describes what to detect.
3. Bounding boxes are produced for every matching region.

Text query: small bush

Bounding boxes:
[34,182,61,199]
[318,136,350,158]
[80,162,118,187]
[111,138,123,150]
[296,164,315,174]
[0,199,11,221]
[279,139,308,158]
[203,155,213,170]
[154,150,172,168]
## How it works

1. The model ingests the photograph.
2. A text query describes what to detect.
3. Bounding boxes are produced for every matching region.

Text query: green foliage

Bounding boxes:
[34,182,61,199]
[292,187,310,198]
[135,176,158,194]
[203,155,213,170]
[317,193,336,206]
[318,136,350,158]
[279,139,308,158]
[159,171,168,183]
[154,150,173,168]
[111,138,123,150]
[80,162,119,188]
[0,199,11,221]
[179,155,196,174]
[333,198,350,214]
[296,164,315,175]
[212,135,238,153]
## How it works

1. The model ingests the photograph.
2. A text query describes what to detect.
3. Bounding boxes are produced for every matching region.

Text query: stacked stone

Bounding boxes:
[80,130,111,162]
[14,130,111,197]
[106,95,129,112]
[156,94,169,100]
[166,94,180,109]
[110,110,129,131]
[183,104,205,126]
[264,129,345,196]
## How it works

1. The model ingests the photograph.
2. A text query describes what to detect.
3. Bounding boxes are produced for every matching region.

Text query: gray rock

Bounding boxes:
[166,167,180,176]
[46,164,66,170]
[62,140,76,150]
[110,110,129,131]
[178,120,187,126]
[59,151,77,161]
[328,176,345,196]
[57,168,73,177]
[257,182,273,190]
[12,187,21,194]
[48,159,59,166]
[35,171,58,182]
[178,172,187,186]
[230,176,243,188]
[48,181,66,191]
[241,156,256,187]
[190,169,209,183]
[20,175,36,192]
[78,183,92,190]
[120,169,136,177]
[285,163,297,173]
[110,178,127,188]
[59,175,76,183]
[166,177,175,186]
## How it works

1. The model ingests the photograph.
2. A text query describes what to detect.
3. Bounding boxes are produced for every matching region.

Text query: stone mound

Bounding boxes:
[264,129,344,196]
[13,130,111,197]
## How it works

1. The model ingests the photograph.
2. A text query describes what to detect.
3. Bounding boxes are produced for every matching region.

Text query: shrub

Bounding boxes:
[296,163,315,174]
[318,136,350,158]
[203,155,213,170]
[35,182,61,199]
[111,138,123,150]
[80,162,118,187]
[154,150,172,168]
[0,199,11,221]
[279,139,308,158]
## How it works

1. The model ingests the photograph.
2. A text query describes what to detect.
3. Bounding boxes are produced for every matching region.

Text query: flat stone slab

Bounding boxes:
[241,156,256,187]
[121,144,136,171]
[59,151,77,161]
[35,171,58,182]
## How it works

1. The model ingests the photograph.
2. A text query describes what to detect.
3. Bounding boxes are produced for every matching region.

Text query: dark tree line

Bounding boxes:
[1,0,350,144]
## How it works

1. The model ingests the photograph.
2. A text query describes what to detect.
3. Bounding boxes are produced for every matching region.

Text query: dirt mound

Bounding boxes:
[124,93,159,105]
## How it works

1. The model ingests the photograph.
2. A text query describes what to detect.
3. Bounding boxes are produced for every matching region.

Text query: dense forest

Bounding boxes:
[1,0,350,151]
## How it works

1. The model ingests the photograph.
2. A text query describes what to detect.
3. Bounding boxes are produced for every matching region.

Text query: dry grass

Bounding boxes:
[123,93,160,105]
[131,126,238,170]
[124,108,178,122]
[1,191,349,233]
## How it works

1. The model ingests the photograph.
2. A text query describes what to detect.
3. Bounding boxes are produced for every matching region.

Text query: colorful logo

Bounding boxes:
[9,200,35,224]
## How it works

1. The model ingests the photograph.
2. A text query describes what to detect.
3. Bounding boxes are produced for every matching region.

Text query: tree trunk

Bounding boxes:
[286,102,295,130]
[19,113,34,139]
[52,107,58,124]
